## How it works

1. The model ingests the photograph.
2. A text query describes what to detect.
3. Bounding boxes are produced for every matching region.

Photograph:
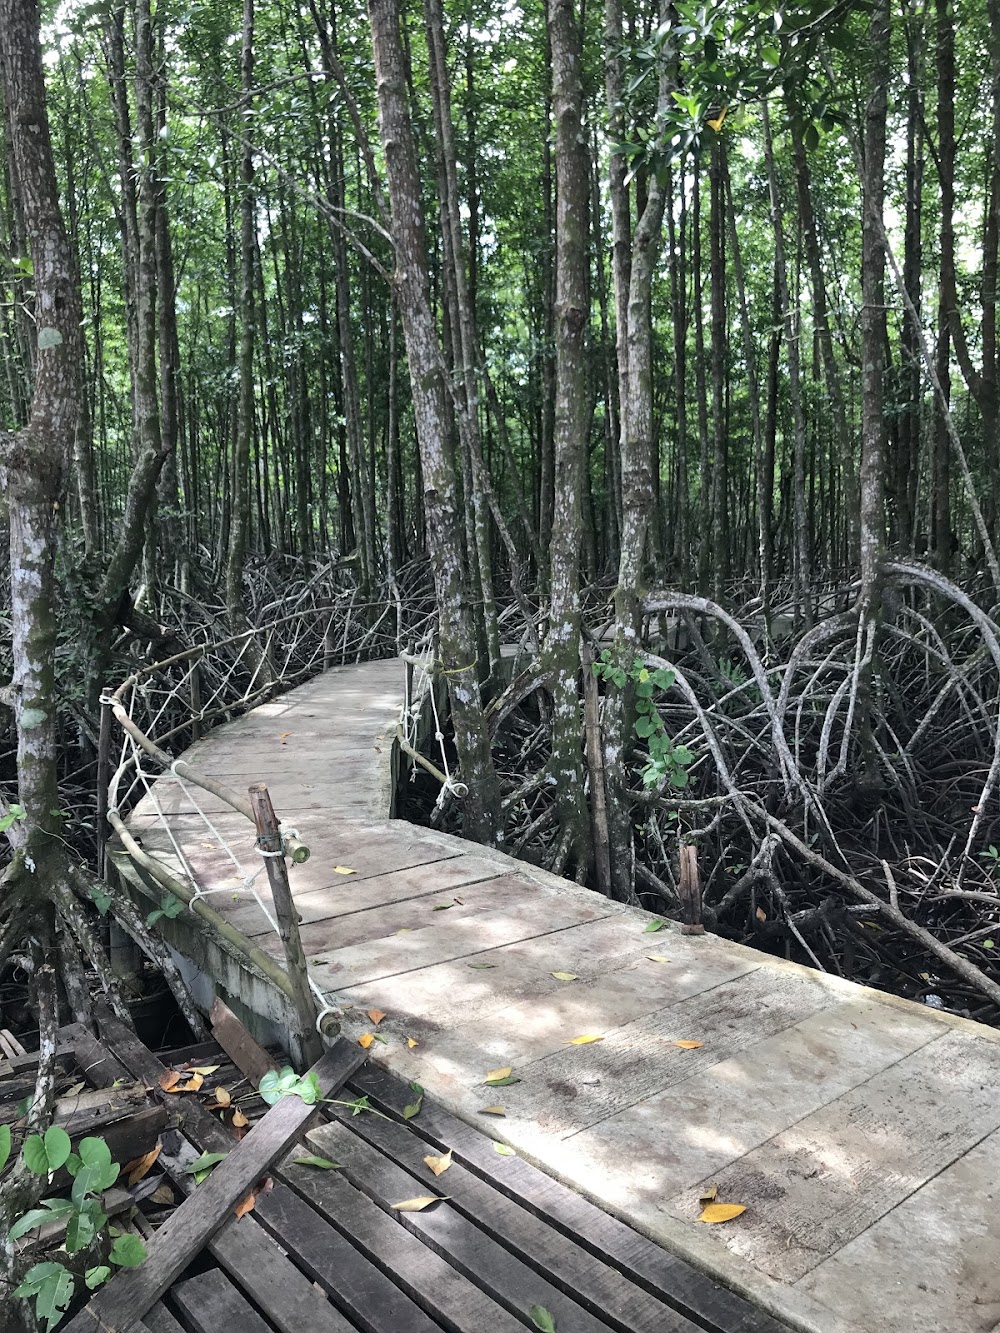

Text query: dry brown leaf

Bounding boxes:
[566,1034,604,1045]
[234,1192,256,1220]
[698,1202,746,1224]
[211,1087,232,1108]
[423,1149,452,1177]
[151,1183,174,1206]
[358,1033,375,1050]
[484,1066,512,1084]
[550,972,578,982]
[158,1069,181,1092]
[479,1105,506,1116]
[407,1037,419,1049]
[232,1109,249,1128]
[162,1071,205,1093]
[673,1040,704,1050]
[699,1185,718,1204]
[755,907,767,922]
[367,1009,386,1025]
[186,1064,220,1076]
[391,1196,448,1212]
[124,1143,162,1185]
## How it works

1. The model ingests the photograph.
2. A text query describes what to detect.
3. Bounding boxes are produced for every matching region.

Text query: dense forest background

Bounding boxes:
[5,0,1000,1049]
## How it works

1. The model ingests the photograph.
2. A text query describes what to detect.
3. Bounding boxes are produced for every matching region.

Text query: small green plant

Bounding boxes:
[258,1066,389,1120]
[146,892,185,927]
[2,1125,147,1330]
[593,652,695,790]
[0,802,27,835]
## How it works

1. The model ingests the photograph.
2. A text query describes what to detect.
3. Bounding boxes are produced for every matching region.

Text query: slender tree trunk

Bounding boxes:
[368,0,499,843]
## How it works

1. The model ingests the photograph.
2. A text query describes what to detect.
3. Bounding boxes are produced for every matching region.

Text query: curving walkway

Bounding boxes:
[118,657,1000,1333]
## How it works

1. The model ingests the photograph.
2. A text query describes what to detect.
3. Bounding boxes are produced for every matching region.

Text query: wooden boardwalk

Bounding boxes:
[116,657,1000,1333]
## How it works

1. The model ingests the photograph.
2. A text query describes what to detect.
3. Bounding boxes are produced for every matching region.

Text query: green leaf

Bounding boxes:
[291,1154,343,1169]
[109,1233,148,1268]
[530,1305,557,1332]
[65,1208,97,1254]
[644,919,667,933]
[90,886,113,915]
[85,1266,111,1291]
[71,1136,118,1203]
[403,1081,424,1120]
[15,1262,75,1333]
[634,714,657,738]
[9,1208,60,1242]
[159,893,184,919]
[23,1126,72,1176]
[0,1122,11,1172]
[493,1142,516,1156]
[185,1151,228,1175]
[484,1074,520,1087]
[761,44,780,65]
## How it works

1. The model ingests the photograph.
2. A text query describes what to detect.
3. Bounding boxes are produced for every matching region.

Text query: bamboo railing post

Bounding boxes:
[96,683,114,882]
[248,782,324,1065]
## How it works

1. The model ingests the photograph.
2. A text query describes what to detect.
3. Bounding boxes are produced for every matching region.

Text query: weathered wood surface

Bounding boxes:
[120,655,1000,1333]
[64,1043,365,1332]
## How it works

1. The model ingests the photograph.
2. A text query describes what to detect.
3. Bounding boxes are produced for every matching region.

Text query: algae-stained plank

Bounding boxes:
[797,1120,1000,1333]
[305,1120,619,1333]
[253,1183,443,1333]
[170,1269,273,1333]
[308,891,618,991]
[258,875,534,958]
[209,1214,357,1333]
[64,1042,365,1332]
[352,1064,791,1333]
[555,994,939,1204]
[279,1156,527,1333]
[325,1104,703,1333]
[665,1028,1000,1284]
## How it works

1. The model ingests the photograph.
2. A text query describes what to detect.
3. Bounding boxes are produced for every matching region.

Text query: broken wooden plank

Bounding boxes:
[63,1041,366,1333]
[170,1269,272,1333]
[210,997,278,1088]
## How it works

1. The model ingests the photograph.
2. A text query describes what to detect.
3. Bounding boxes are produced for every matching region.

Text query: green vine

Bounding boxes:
[592,652,695,790]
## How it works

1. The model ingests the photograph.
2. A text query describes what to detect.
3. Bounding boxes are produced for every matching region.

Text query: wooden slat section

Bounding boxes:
[352,1065,789,1333]
[141,1309,184,1333]
[319,1106,704,1333]
[278,1156,526,1333]
[305,1119,621,1333]
[170,1269,273,1333]
[253,1182,443,1333]
[210,997,279,1087]
[65,1042,366,1332]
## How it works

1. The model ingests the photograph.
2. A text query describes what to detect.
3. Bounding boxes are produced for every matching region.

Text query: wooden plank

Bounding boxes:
[663,1027,1000,1285]
[170,1269,273,1333]
[257,875,535,959]
[209,1212,357,1333]
[142,1305,186,1333]
[210,997,279,1088]
[63,1021,132,1089]
[321,1108,704,1333]
[304,1120,619,1333]
[64,1041,367,1332]
[308,891,618,991]
[352,1064,790,1333]
[253,1182,443,1333]
[278,1156,527,1333]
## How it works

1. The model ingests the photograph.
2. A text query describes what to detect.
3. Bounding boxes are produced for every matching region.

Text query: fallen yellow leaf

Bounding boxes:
[234,1192,256,1220]
[368,1009,386,1025]
[673,1040,704,1050]
[484,1066,512,1084]
[358,1033,375,1049]
[479,1105,506,1116]
[423,1149,452,1177]
[646,955,670,964]
[124,1144,162,1185]
[391,1196,448,1212]
[163,1071,204,1093]
[159,1069,181,1092]
[394,928,413,935]
[566,1034,604,1045]
[334,865,357,875]
[407,1037,419,1049]
[232,1109,249,1128]
[186,1065,220,1076]
[699,1185,718,1204]
[210,1086,231,1108]
[698,1202,746,1224]
[550,972,578,982]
